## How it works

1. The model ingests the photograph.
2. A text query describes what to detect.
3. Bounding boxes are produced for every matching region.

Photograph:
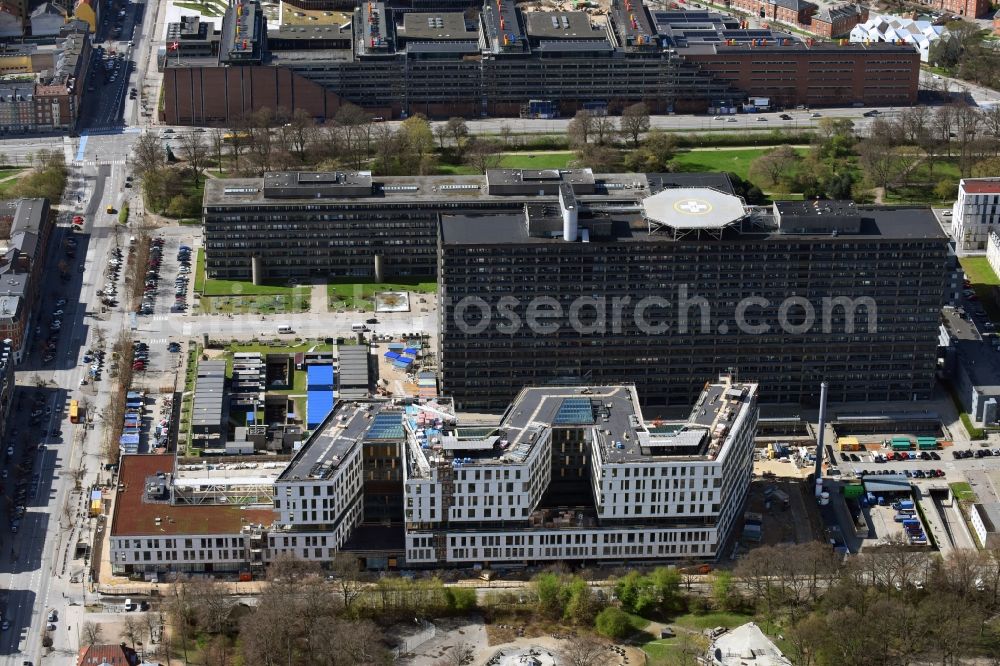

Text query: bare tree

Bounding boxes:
[330,553,367,612]
[857,141,908,191]
[567,109,595,147]
[121,614,141,649]
[288,108,316,164]
[748,145,799,188]
[178,132,209,184]
[561,635,610,666]
[144,611,161,645]
[209,128,226,175]
[437,642,475,666]
[933,104,956,157]
[445,117,470,160]
[464,139,504,174]
[133,132,165,177]
[620,102,651,147]
[592,114,618,146]
[81,621,103,646]
[334,103,374,169]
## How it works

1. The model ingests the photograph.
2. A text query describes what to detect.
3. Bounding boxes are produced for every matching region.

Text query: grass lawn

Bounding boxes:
[950,481,978,502]
[226,341,334,355]
[436,163,478,176]
[499,152,575,169]
[194,248,206,293]
[960,257,1000,324]
[960,257,1000,287]
[671,611,754,631]
[198,292,310,315]
[673,148,806,181]
[328,280,437,311]
[0,167,27,195]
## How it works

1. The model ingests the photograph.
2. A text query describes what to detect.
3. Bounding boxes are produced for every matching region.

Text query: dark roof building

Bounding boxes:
[161,0,919,125]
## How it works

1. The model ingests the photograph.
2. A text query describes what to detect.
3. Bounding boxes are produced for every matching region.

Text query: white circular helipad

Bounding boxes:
[642,187,746,230]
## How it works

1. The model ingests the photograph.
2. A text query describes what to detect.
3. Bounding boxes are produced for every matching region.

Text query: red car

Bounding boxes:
[72,216,83,226]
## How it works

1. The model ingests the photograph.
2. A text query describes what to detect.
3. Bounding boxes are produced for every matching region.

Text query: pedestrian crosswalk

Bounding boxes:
[81,126,125,136]
[76,159,127,166]
[142,337,169,345]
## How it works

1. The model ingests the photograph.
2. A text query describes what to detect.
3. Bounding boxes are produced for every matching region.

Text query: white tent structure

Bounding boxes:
[849,14,948,62]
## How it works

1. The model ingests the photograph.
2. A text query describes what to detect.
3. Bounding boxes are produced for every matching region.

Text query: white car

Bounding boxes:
[52,310,63,317]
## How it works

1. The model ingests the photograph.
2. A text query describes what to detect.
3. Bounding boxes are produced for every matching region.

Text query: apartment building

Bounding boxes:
[0,27,91,135]
[951,178,1000,255]
[161,0,919,125]
[437,180,949,410]
[0,198,52,362]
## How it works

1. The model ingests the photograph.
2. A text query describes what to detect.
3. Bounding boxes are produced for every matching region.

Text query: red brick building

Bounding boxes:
[727,0,817,25]
[929,0,991,18]
[810,3,868,37]
[684,40,920,108]
[77,643,139,666]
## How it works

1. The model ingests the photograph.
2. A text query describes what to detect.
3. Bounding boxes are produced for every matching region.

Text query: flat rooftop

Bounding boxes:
[399,12,477,40]
[424,380,755,466]
[962,179,1000,195]
[205,171,642,206]
[278,401,374,481]
[525,11,605,40]
[110,455,275,537]
[440,205,948,246]
[942,307,1000,392]
[280,4,351,26]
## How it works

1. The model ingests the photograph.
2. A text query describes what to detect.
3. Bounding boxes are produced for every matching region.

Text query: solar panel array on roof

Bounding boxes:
[366,411,404,440]
[553,397,595,425]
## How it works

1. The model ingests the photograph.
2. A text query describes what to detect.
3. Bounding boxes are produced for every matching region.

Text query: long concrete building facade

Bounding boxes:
[111,378,758,574]
[438,183,949,409]
[205,168,948,408]
[162,1,919,124]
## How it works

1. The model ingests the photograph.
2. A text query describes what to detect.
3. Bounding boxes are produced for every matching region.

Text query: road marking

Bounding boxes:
[75,135,88,162]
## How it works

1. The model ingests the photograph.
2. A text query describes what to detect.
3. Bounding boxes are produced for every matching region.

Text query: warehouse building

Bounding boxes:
[161,0,919,125]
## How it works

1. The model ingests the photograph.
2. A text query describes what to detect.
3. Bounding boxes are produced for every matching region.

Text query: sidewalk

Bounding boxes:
[311,282,328,312]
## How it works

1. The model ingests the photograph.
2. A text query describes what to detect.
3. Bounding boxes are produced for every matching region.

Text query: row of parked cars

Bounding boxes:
[953,447,1000,459]
[139,238,166,316]
[133,340,149,372]
[870,451,941,463]
[98,246,123,309]
[858,468,946,479]
[39,297,68,364]
[172,244,192,313]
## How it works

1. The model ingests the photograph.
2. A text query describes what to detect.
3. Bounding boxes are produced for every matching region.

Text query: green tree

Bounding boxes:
[400,114,435,166]
[623,129,677,172]
[649,567,684,614]
[533,572,566,620]
[712,570,740,612]
[748,145,800,188]
[594,607,632,639]
[563,578,602,626]
[934,178,958,201]
[444,587,477,614]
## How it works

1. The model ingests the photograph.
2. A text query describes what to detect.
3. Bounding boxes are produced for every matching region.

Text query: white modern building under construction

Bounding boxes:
[111,377,758,574]
[402,378,758,566]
